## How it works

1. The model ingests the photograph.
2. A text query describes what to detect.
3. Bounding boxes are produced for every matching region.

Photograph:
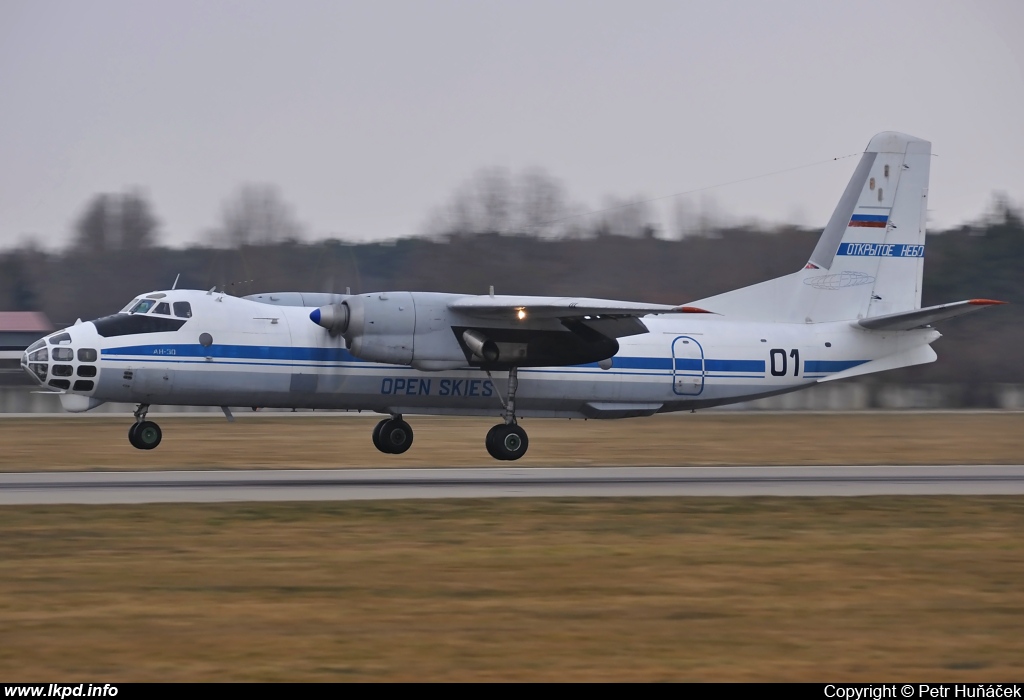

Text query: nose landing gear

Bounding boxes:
[128,404,162,450]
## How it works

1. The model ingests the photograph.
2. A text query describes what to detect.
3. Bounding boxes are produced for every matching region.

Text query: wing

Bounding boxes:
[449,295,711,337]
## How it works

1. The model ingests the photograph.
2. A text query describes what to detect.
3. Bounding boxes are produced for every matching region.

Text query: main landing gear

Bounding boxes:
[372,415,414,454]
[128,404,162,450]
[367,367,530,461]
[484,366,529,461]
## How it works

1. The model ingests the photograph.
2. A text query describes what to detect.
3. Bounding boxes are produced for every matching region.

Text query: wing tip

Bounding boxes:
[674,306,714,314]
[968,299,1008,306]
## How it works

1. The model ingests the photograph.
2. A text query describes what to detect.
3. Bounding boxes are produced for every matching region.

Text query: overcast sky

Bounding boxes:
[1,0,1022,248]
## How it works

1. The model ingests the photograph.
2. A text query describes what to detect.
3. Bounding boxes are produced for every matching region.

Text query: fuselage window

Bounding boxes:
[155,302,171,315]
[130,299,156,314]
[49,379,70,390]
[173,302,193,318]
[52,365,73,377]
[73,380,95,392]
[52,347,74,362]
[78,348,98,362]
[77,365,97,378]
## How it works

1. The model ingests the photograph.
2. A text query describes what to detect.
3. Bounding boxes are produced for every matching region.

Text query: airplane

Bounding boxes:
[22,132,1005,460]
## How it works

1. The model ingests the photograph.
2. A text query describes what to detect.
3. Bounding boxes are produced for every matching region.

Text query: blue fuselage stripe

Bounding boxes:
[101,344,862,376]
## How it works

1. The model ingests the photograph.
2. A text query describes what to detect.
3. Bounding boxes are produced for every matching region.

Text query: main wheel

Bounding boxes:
[378,419,414,454]
[128,422,142,449]
[486,423,529,461]
[371,419,389,453]
[485,424,503,460]
[132,420,162,450]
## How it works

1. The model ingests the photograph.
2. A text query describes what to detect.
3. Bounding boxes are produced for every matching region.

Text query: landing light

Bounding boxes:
[516,308,527,321]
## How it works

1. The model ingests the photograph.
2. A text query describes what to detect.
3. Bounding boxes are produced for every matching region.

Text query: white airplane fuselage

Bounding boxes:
[25,289,936,419]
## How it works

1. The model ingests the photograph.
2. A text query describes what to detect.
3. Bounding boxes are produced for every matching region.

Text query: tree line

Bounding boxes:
[1,198,1020,396]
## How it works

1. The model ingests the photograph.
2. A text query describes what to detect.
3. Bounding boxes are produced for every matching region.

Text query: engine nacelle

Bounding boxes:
[311,291,620,370]
[311,292,467,368]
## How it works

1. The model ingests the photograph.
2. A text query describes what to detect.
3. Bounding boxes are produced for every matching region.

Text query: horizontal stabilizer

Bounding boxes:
[449,295,709,320]
[857,299,1006,331]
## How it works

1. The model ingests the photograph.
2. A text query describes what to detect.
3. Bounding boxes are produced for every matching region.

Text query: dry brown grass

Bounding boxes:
[1,497,1023,681]
[0,412,1022,471]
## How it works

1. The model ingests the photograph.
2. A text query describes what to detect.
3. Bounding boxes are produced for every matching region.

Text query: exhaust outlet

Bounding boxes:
[462,329,499,362]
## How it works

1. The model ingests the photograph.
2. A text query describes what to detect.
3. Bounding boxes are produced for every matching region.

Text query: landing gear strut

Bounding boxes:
[372,415,414,454]
[484,367,529,461]
[128,404,162,450]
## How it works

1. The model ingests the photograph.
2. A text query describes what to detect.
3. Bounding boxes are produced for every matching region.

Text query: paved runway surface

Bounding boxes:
[2,466,1024,504]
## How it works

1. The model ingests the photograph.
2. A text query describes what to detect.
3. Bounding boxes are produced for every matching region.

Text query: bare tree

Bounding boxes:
[594,196,655,238]
[672,196,698,239]
[73,194,114,252]
[217,184,303,247]
[119,190,159,250]
[517,168,569,237]
[71,191,159,252]
[423,167,573,237]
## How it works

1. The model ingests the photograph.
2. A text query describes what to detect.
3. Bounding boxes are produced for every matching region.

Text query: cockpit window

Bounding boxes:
[26,339,45,353]
[48,332,71,345]
[120,298,141,313]
[130,299,156,314]
[154,302,171,315]
[173,302,193,318]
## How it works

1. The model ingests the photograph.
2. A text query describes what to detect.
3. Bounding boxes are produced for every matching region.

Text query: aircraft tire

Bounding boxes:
[128,422,142,449]
[371,419,389,453]
[379,419,413,455]
[486,424,529,461]
[485,425,502,460]
[133,421,162,450]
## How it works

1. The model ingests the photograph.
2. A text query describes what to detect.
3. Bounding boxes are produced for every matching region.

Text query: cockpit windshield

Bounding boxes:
[129,299,156,314]
[120,298,140,313]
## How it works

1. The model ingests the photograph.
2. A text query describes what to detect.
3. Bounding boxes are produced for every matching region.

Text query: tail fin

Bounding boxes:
[692,131,932,323]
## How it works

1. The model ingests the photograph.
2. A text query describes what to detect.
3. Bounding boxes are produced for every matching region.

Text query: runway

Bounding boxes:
[2,465,1024,504]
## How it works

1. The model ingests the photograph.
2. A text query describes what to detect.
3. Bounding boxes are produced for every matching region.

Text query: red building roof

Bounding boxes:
[0,312,54,332]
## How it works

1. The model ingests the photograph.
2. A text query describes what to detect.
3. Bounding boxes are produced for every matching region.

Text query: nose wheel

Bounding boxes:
[372,416,414,454]
[128,404,162,450]
[128,421,162,450]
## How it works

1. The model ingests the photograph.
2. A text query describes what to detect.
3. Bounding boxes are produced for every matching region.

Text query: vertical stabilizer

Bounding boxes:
[691,132,932,323]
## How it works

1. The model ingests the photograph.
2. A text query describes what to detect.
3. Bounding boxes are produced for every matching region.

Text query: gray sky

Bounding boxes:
[1,0,1022,248]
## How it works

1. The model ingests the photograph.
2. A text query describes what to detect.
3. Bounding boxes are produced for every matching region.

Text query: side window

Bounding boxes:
[173,302,192,318]
[78,348,98,362]
[155,302,171,315]
[52,347,74,361]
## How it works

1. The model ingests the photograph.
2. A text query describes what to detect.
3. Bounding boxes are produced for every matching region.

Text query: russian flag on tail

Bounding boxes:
[849,214,888,228]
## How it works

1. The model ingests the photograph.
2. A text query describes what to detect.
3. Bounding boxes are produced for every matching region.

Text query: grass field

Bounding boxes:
[2,413,1023,681]
[0,411,1022,470]
[2,497,1024,681]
